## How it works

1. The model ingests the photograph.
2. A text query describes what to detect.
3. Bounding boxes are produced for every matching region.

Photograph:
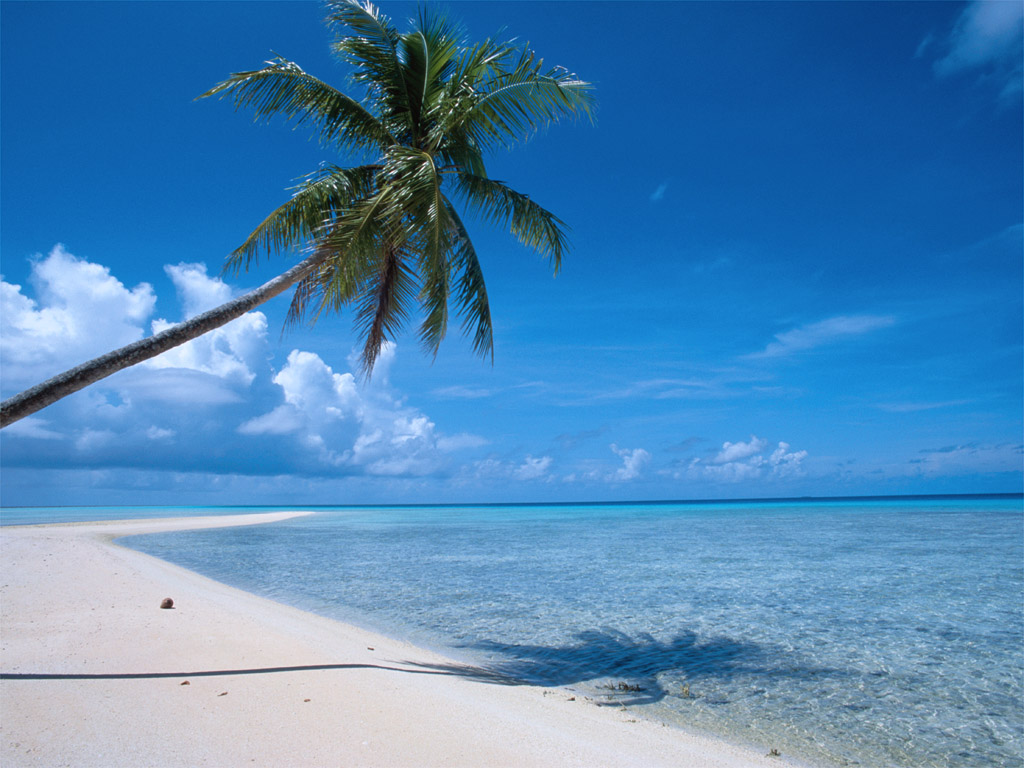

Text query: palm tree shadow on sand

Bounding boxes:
[412,628,845,706]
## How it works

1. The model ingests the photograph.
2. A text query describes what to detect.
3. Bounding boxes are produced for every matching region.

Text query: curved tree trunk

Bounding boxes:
[1,252,324,429]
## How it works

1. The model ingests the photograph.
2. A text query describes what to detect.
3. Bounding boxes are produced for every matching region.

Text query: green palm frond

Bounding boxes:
[440,49,595,154]
[198,57,393,153]
[400,8,462,138]
[455,172,569,271]
[226,165,379,274]
[325,0,413,138]
[356,244,416,373]
[374,145,457,356]
[204,0,592,376]
[444,202,493,360]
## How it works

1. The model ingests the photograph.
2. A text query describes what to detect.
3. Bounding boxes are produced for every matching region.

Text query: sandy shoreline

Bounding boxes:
[1,513,802,767]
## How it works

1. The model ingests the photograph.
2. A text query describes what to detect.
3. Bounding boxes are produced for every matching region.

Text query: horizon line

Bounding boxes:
[3,491,1021,512]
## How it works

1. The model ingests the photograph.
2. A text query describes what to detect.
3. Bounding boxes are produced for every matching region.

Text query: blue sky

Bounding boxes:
[1,0,1021,506]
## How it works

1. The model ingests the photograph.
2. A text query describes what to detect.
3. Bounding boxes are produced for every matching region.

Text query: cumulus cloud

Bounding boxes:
[931,0,1023,100]
[713,435,768,464]
[516,455,554,480]
[1,245,156,388]
[687,435,808,483]
[749,315,895,359]
[610,444,651,481]
[165,262,232,318]
[768,441,809,478]
[144,263,267,388]
[0,248,266,407]
[2,246,496,487]
[240,345,484,477]
[1,249,485,482]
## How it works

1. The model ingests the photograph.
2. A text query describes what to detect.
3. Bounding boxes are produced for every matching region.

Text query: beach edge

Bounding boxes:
[1,513,807,767]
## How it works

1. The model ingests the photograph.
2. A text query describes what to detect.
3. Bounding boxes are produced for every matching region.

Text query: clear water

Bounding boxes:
[18,497,1024,767]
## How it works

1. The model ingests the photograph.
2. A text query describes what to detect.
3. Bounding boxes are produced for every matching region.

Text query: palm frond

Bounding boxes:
[205,1,593,378]
[198,57,393,153]
[444,202,493,360]
[455,172,569,271]
[413,159,455,358]
[440,47,595,154]
[284,236,375,329]
[369,145,457,356]
[226,165,379,275]
[286,175,407,338]
[400,7,462,138]
[356,244,416,374]
[325,0,414,138]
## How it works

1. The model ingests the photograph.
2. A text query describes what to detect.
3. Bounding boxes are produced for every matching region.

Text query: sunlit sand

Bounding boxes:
[0,513,798,767]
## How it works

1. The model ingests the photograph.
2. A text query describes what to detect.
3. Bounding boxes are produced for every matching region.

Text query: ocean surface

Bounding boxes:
[5,496,1023,767]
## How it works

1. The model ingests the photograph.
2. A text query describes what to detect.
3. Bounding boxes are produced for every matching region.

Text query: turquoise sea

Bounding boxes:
[4,495,1022,767]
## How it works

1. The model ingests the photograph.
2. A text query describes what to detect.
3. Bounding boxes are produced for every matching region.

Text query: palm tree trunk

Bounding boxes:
[1,252,324,429]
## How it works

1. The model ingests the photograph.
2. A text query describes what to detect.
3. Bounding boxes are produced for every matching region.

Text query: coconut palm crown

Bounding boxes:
[0,0,592,428]
[202,0,595,372]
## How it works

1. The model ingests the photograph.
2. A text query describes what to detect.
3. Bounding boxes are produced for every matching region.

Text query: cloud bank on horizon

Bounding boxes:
[2,248,702,493]
[3,241,1018,505]
[1,246,853,499]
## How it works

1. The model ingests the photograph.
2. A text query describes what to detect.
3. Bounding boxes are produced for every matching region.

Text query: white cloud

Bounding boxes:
[237,405,305,436]
[687,435,808,483]
[271,349,360,415]
[650,182,668,202]
[461,454,555,483]
[610,443,651,481]
[693,456,764,483]
[0,248,266,407]
[165,262,232,318]
[347,340,397,385]
[117,367,246,405]
[933,0,1023,99]
[242,346,483,477]
[1,245,156,388]
[1,250,487,485]
[713,435,768,464]
[516,455,553,480]
[768,442,809,477]
[144,264,267,388]
[749,315,896,359]
[2,417,64,440]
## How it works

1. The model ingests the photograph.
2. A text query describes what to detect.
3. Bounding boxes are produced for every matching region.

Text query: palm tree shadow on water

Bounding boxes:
[411,628,845,706]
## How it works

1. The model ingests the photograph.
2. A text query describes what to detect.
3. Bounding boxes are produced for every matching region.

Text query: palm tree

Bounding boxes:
[0,0,593,429]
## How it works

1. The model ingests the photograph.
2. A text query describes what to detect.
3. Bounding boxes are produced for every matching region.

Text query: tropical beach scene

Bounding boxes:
[1,2,1021,767]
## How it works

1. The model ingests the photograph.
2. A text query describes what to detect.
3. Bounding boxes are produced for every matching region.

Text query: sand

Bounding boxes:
[0,513,802,767]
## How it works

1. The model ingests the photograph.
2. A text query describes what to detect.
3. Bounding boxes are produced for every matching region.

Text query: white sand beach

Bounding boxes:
[1,513,801,767]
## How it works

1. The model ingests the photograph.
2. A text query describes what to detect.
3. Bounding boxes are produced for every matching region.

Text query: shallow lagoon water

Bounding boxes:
[30,497,1024,767]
